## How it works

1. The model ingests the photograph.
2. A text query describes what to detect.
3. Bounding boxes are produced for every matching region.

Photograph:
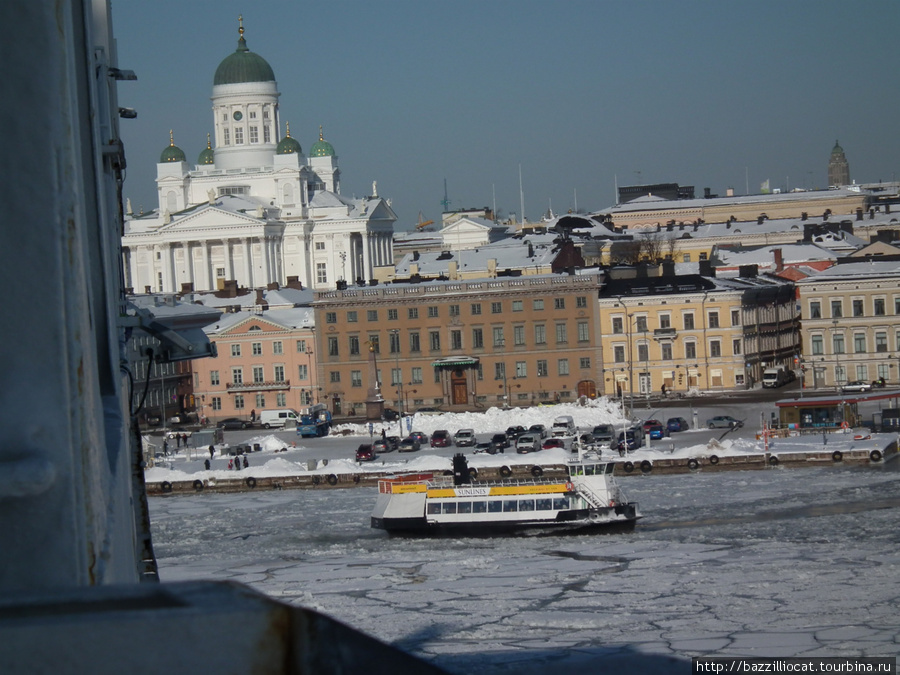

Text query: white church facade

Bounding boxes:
[123,21,396,294]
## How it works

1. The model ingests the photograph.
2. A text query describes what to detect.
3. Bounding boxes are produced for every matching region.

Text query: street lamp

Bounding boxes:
[390,329,404,435]
[496,338,510,407]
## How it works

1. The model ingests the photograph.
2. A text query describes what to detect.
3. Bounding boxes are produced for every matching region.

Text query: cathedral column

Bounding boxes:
[361,232,371,283]
[223,239,233,282]
[274,238,283,284]
[201,240,212,291]
[185,242,194,289]
[243,237,253,288]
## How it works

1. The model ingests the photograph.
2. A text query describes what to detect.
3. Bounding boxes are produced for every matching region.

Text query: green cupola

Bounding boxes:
[198,133,215,165]
[213,16,276,86]
[160,130,186,163]
[310,125,335,157]
[276,122,302,155]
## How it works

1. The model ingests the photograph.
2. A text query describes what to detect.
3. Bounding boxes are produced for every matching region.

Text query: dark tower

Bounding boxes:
[828,140,850,187]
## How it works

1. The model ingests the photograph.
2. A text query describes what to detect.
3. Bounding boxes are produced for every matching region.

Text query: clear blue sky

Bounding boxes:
[112,0,900,229]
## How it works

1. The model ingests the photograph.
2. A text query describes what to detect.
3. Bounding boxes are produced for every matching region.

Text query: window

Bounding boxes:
[408,307,419,320]
[472,328,483,349]
[512,300,523,312]
[411,367,423,384]
[699,252,708,261]
[856,364,869,382]
[429,331,441,351]
[853,299,864,317]
[708,311,719,328]
[685,341,697,359]
[731,310,740,326]
[231,344,241,357]
[533,299,544,311]
[210,370,220,386]
[612,317,623,334]
[514,325,525,346]
[471,303,482,315]
[409,332,420,352]
[554,298,565,310]
[709,340,721,358]
[637,344,649,362]
[683,253,691,263]
[234,127,243,144]
[273,341,283,355]
[876,332,887,352]
[579,357,590,369]
[831,300,842,318]
[389,332,400,354]
[231,367,243,384]
[661,343,673,360]
[450,304,460,317]
[263,126,271,143]
[328,336,339,356]
[367,310,378,322]
[833,333,844,354]
[234,394,244,409]
[578,322,589,342]
[276,393,286,407]
[223,128,230,145]
[255,393,265,407]
[351,371,362,387]
[428,306,439,318]
[874,298,886,316]
[683,313,695,330]
[534,324,546,344]
[491,302,502,314]
[635,316,648,332]
[558,359,570,376]
[316,263,327,284]
[733,339,742,355]
[809,301,821,319]
[253,366,264,383]
[614,345,625,363]
[298,364,308,380]
[211,396,222,411]
[274,364,285,381]
[896,298,900,315]
[811,335,823,355]
[347,311,358,323]
[296,339,307,352]
[388,309,398,321]
[325,312,337,324]
[349,336,360,355]
[515,361,527,377]
[249,126,258,143]
[329,371,340,383]
[659,314,671,329]
[854,333,866,354]
[555,323,568,344]
[252,342,262,356]
[451,330,462,350]
[537,360,548,377]
[576,296,587,308]
[492,327,504,347]
[494,362,506,380]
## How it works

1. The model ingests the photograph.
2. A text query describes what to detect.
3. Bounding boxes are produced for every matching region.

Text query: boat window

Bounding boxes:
[553,497,569,510]
[503,500,518,512]
[458,502,472,514]
[427,503,441,515]
[488,500,502,513]
[606,463,614,475]
[536,499,552,510]
[442,502,457,514]
[473,501,487,513]
[569,465,583,476]
[519,499,535,511]
[584,465,596,475]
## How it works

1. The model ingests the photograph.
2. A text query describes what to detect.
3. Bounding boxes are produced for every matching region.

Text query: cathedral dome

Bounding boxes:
[198,134,215,165]
[276,123,302,155]
[831,140,845,156]
[160,131,186,163]
[310,126,335,157]
[213,21,275,86]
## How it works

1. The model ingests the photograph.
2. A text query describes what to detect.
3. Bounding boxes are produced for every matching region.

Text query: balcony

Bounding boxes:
[226,380,290,392]
[653,327,677,338]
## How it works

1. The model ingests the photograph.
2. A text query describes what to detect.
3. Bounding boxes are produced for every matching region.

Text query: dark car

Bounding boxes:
[666,417,689,432]
[641,419,663,433]
[410,431,429,445]
[381,408,400,422]
[384,435,401,451]
[647,424,668,440]
[356,444,376,462]
[617,428,643,453]
[528,424,548,439]
[706,415,743,429]
[398,436,421,452]
[591,424,615,446]
[505,425,527,440]
[473,441,497,454]
[490,433,509,452]
[430,430,452,447]
[216,417,250,430]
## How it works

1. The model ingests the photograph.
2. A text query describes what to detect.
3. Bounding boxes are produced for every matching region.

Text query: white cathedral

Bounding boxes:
[123,21,396,294]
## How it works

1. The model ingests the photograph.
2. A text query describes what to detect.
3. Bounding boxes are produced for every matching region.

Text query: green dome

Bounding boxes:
[160,131,186,163]
[277,123,302,155]
[831,140,844,155]
[310,126,335,157]
[198,135,215,165]
[213,35,275,86]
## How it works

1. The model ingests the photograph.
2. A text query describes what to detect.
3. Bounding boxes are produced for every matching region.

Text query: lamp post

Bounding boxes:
[496,338,509,408]
[390,329,404,436]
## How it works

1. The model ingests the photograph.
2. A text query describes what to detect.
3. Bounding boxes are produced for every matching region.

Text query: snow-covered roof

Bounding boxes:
[394,233,565,276]
[597,188,865,215]
[716,243,841,268]
[797,259,900,283]
[203,307,315,335]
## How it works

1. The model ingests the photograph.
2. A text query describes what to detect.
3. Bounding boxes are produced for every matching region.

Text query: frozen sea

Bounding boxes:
[149,459,900,674]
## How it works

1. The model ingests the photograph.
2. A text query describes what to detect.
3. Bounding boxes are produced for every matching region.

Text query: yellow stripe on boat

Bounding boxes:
[427,483,570,498]
[390,484,427,494]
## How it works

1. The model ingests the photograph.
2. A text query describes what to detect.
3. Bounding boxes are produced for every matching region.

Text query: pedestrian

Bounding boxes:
[163,439,168,457]
[204,459,211,471]
[209,445,215,459]
[250,409,256,424]
[661,383,667,398]
[381,428,386,441]
[227,459,233,470]
[242,456,249,469]
[235,457,241,471]
[182,433,188,447]
[175,434,180,449]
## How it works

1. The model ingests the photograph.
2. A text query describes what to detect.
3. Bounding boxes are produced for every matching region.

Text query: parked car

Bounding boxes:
[647,424,668,440]
[397,436,421,452]
[515,434,541,453]
[490,433,509,452]
[706,415,743,429]
[430,429,452,447]
[542,437,566,450]
[384,436,401,451]
[356,444,376,462]
[641,419,663,432]
[616,428,643,452]
[528,424,548,439]
[842,380,873,393]
[216,417,251,430]
[409,431,429,445]
[473,441,498,454]
[591,424,615,446]
[505,425,527,440]
[415,407,442,415]
[381,408,400,422]
[666,417,690,432]
[453,429,476,447]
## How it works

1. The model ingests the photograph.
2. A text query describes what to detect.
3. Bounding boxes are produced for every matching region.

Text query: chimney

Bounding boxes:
[412,250,419,261]
[773,248,783,273]
[698,259,715,277]
[180,282,194,295]
[409,263,418,276]
[255,288,267,308]
[487,259,498,277]
[739,264,758,278]
[144,285,152,294]
[801,212,808,221]
[856,208,864,221]
[285,276,303,290]
[887,204,892,214]
[661,260,675,277]
[726,187,734,197]
[448,260,458,279]
[704,187,711,198]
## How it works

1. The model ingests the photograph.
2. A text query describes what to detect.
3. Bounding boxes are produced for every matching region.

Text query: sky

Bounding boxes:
[111,0,900,230]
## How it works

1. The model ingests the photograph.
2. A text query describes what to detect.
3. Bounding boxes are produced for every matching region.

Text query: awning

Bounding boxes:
[431,357,479,368]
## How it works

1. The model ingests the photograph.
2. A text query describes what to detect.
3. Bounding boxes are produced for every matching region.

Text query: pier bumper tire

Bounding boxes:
[192,479,204,492]
[709,454,719,465]
[312,475,321,486]
[623,461,634,473]
[499,465,512,478]
[531,465,544,478]
[640,460,652,474]
[687,458,699,471]
[468,467,478,480]
[831,450,843,463]
[353,474,361,484]
[768,455,779,466]
[870,449,883,462]
[160,481,173,493]
[327,474,338,486]
[245,477,257,489]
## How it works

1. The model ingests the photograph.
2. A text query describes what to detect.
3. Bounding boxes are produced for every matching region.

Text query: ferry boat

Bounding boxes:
[371,452,641,535]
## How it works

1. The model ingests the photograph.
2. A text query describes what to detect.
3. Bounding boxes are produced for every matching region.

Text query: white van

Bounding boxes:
[762,368,788,388]
[551,415,576,437]
[259,409,299,429]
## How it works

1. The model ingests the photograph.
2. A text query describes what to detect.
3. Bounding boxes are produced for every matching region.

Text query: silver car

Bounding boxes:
[515,434,541,454]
